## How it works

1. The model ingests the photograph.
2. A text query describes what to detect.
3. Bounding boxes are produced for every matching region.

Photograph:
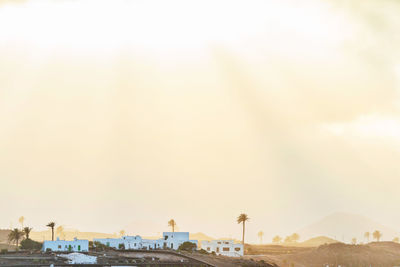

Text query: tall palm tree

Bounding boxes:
[168,219,176,232]
[23,227,32,239]
[258,231,264,244]
[46,222,56,241]
[237,213,249,245]
[364,232,370,243]
[8,228,24,250]
[373,230,382,242]
[18,216,25,228]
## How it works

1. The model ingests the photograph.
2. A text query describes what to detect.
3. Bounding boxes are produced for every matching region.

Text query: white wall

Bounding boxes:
[42,238,89,252]
[201,240,243,257]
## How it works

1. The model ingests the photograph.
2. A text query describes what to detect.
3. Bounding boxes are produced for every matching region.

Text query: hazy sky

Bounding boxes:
[1,0,400,243]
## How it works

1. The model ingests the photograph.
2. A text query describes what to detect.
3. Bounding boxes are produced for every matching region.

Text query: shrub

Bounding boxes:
[178,241,197,252]
[1,249,8,254]
[20,238,42,250]
[198,249,209,254]
[118,243,125,250]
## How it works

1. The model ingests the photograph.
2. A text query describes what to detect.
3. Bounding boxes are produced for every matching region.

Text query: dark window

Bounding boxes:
[207,247,210,251]
[235,247,241,251]
[58,245,61,249]
[217,242,221,244]
[223,247,230,252]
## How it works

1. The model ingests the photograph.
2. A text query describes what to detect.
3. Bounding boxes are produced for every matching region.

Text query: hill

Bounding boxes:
[297,212,400,243]
[300,236,339,247]
[29,230,118,242]
[0,229,11,243]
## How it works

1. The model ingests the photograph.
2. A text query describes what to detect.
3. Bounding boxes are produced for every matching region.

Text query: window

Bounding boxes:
[207,247,210,251]
[223,247,230,252]
[224,242,229,244]
[58,245,61,249]
[235,247,241,251]
[217,242,221,244]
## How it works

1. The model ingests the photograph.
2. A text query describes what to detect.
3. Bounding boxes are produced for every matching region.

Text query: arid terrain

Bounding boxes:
[245,242,400,267]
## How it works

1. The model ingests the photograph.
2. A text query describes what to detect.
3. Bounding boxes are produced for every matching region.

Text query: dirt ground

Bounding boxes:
[245,242,400,267]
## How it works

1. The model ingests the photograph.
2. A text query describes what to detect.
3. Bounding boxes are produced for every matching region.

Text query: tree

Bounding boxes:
[18,216,25,228]
[284,236,292,243]
[20,239,42,250]
[272,235,282,244]
[258,231,264,244]
[178,241,197,252]
[364,232,370,243]
[351,237,357,245]
[372,230,382,242]
[290,233,300,243]
[393,237,399,243]
[23,227,32,240]
[56,226,65,240]
[46,222,56,241]
[168,219,176,232]
[8,228,24,250]
[237,213,250,245]
[119,230,126,237]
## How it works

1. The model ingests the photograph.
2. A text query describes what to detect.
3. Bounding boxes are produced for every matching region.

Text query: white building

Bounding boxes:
[201,240,243,257]
[162,232,198,250]
[93,235,143,249]
[94,232,197,251]
[42,238,89,252]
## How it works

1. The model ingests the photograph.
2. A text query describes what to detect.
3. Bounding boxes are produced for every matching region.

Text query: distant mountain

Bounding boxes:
[297,212,400,243]
[300,236,339,247]
[0,229,11,243]
[29,230,117,242]
[190,232,214,241]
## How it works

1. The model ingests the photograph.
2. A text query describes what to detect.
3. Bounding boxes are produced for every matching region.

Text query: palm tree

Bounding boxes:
[46,222,56,241]
[56,226,65,240]
[372,230,382,242]
[168,219,176,232]
[23,227,32,239]
[272,235,282,244]
[8,228,24,250]
[290,233,300,243]
[364,232,370,243]
[119,230,126,237]
[237,213,249,245]
[18,216,25,228]
[257,231,264,244]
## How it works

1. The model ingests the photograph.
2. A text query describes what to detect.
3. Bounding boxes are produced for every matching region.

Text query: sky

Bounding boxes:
[1,0,400,243]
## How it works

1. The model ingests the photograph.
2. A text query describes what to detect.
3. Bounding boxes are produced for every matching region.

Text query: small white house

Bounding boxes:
[201,240,243,257]
[42,238,89,252]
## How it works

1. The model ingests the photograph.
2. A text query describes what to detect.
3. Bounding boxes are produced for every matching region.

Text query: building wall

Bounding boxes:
[201,240,243,257]
[94,232,197,251]
[42,238,89,252]
[94,235,142,249]
[162,232,198,250]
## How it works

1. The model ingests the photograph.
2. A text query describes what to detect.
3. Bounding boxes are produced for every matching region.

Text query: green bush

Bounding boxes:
[118,243,125,250]
[1,249,8,254]
[20,238,42,250]
[198,249,209,254]
[178,241,197,252]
